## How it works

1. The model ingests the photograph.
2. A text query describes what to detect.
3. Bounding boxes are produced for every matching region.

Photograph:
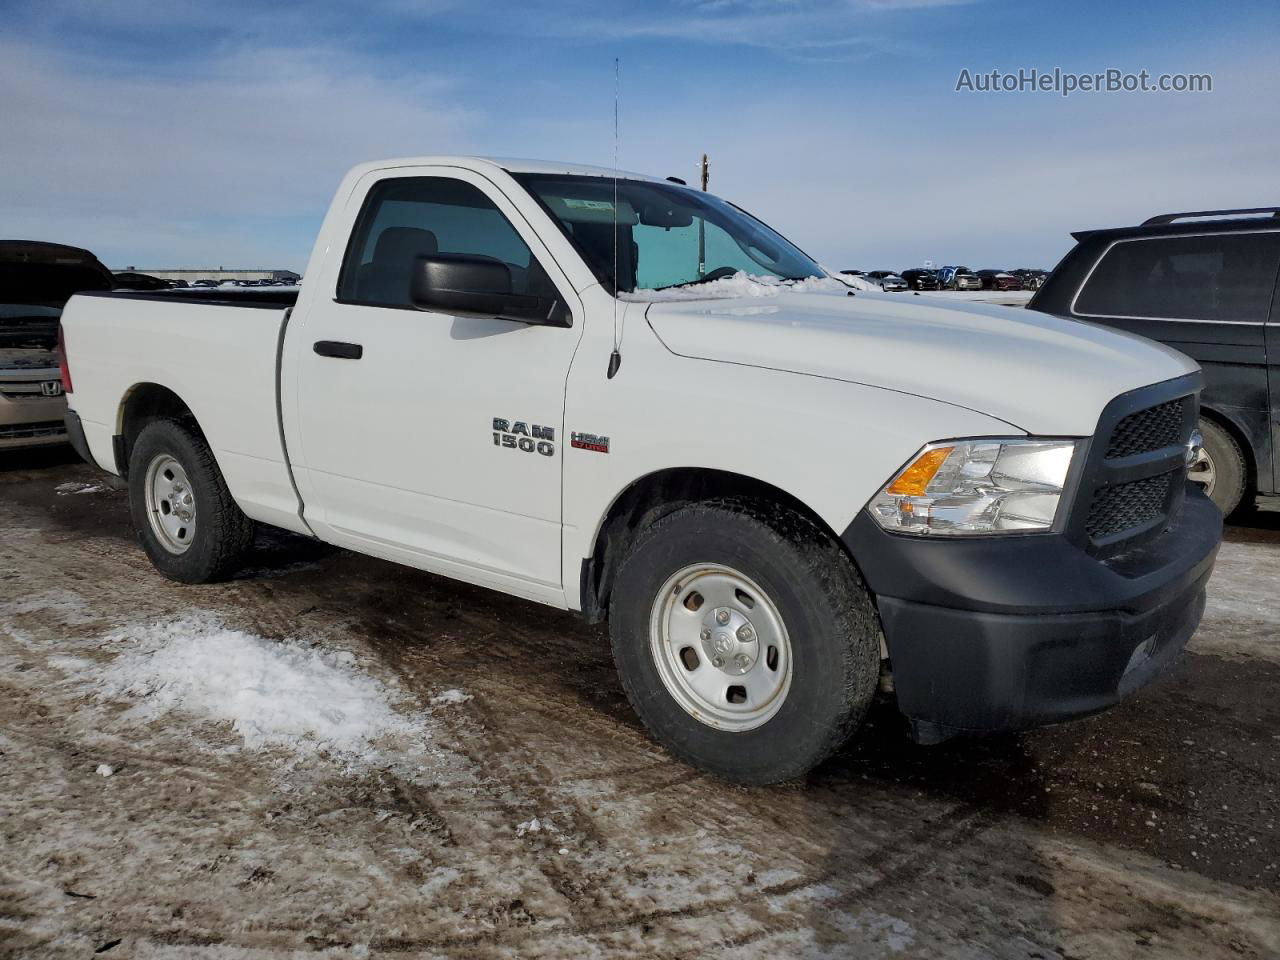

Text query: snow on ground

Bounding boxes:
[55,481,110,495]
[1194,538,1280,664]
[89,612,429,764]
[515,816,552,837]
[431,687,473,706]
[0,587,101,627]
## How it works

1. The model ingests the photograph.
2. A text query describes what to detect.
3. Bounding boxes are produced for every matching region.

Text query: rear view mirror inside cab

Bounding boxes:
[638,202,694,229]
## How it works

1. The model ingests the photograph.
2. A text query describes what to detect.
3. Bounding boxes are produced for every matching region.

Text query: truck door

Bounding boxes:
[285,170,583,600]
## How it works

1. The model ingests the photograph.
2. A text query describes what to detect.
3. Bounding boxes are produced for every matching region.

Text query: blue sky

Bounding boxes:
[3,0,1277,273]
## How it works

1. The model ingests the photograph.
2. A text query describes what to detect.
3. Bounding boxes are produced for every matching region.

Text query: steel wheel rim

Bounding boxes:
[1187,446,1216,497]
[649,563,793,732]
[144,453,197,554]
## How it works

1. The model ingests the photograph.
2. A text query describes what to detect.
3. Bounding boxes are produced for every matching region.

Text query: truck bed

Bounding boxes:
[79,288,301,310]
[61,290,307,534]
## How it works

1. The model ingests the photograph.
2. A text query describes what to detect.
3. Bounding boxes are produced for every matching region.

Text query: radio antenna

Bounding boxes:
[608,57,622,379]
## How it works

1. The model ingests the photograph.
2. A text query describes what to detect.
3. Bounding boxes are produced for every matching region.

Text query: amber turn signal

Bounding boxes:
[886,446,953,497]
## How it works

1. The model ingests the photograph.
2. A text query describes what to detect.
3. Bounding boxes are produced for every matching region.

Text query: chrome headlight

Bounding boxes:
[870,439,1078,536]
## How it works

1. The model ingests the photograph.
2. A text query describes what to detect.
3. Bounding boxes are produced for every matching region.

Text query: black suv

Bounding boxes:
[899,268,940,291]
[1029,207,1280,516]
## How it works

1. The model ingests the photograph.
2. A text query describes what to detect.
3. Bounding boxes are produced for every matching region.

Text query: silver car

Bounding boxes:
[866,270,908,292]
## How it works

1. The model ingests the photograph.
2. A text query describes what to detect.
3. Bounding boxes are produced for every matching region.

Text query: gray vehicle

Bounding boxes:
[866,270,908,292]
[937,265,982,290]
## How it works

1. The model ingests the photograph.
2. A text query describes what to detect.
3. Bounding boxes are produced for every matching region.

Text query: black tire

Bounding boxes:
[1195,417,1248,518]
[128,418,254,583]
[609,499,881,785]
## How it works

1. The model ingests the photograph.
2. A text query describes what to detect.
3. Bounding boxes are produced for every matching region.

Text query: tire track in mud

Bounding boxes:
[359,627,1024,956]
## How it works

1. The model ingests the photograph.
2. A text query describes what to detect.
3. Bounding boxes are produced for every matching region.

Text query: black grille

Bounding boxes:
[1085,473,1174,541]
[1106,398,1187,459]
[0,421,64,440]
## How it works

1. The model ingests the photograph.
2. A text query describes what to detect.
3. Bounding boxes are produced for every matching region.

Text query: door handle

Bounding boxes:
[313,340,363,360]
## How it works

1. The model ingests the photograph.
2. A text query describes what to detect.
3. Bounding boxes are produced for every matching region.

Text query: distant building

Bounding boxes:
[116,267,301,283]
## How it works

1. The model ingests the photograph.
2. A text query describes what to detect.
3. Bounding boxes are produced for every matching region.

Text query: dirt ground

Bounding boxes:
[1,447,1277,959]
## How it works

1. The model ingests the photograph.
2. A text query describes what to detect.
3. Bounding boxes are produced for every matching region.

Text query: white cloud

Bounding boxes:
[2,8,1274,274]
[0,38,477,268]
[540,0,973,59]
[528,52,1280,271]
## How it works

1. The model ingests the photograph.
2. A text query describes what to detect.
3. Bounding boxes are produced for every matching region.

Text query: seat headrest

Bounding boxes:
[372,227,438,264]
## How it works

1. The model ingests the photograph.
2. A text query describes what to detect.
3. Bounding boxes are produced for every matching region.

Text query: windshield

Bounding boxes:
[513,173,824,293]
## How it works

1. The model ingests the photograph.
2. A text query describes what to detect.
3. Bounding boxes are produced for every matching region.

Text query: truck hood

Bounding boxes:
[644,290,1198,436]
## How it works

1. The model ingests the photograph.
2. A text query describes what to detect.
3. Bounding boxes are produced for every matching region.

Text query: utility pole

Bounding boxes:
[697,153,709,278]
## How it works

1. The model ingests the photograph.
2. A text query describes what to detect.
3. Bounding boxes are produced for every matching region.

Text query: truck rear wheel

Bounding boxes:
[609,500,880,785]
[128,419,254,583]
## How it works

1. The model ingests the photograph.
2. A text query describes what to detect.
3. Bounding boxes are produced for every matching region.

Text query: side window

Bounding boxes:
[1075,232,1280,322]
[338,177,555,308]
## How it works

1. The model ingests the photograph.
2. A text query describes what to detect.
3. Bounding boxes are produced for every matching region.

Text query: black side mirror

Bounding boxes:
[409,254,569,326]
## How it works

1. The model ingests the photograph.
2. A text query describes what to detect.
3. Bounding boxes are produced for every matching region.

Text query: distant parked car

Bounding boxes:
[112,271,169,291]
[163,278,190,288]
[0,240,112,450]
[900,269,940,291]
[936,266,982,291]
[1012,269,1048,291]
[192,279,219,287]
[866,270,908,292]
[976,270,1023,291]
[1029,205,1280,516]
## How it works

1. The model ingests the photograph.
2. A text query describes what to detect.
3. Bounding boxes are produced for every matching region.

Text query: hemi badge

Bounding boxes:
[571,432,610,454]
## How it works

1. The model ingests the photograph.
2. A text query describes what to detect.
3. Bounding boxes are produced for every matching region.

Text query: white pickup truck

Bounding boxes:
[60,156,1221,783]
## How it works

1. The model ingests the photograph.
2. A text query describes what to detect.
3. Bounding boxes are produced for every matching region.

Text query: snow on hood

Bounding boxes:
[619,271,866,301]
[644,287,1198,436]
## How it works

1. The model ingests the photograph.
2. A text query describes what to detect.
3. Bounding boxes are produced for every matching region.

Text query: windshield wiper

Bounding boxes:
[648,271,823,293]
[650,276,727,292]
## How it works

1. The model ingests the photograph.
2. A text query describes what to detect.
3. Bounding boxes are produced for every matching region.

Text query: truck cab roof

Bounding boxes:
[344,155,665,184]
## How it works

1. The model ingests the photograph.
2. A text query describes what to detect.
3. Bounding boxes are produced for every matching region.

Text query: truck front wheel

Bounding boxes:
[609,500,881,784]
[128,419,254,583]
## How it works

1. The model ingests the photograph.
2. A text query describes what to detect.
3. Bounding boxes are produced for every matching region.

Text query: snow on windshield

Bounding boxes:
[619,271,866,302]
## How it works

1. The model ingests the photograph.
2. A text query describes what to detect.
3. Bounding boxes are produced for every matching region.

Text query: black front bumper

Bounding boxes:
[844,487,1221,743]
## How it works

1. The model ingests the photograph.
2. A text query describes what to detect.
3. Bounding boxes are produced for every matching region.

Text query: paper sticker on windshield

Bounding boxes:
[563,198,615,211]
